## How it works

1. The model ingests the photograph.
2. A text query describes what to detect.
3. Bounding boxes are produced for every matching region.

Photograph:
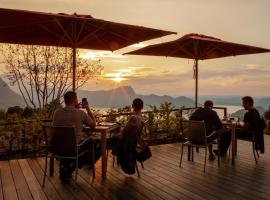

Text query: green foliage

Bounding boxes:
[0,109,6,120]
[264,106,270,134]
[145,102,181,142]
[0,115,43,159]
[264,106,270,120]
[7,106,23,116]
[44,99,62,118]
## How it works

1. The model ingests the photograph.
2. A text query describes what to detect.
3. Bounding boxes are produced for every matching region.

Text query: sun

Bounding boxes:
[110,73,124,82]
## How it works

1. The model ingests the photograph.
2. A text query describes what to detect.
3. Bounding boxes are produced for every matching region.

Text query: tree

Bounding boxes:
[0,44,103,112]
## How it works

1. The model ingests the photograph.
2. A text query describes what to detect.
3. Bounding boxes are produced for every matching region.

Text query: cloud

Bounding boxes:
[79,50,124,60]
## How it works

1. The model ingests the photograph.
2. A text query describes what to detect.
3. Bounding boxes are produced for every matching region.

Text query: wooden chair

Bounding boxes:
[235,117,266,163]
[42,125,95,187]
[179,120,220,172]
[108,122,146,177]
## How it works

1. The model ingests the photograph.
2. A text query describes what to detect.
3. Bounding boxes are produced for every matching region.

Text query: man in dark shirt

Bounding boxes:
[190,100,231,160]
[236,96,264,152]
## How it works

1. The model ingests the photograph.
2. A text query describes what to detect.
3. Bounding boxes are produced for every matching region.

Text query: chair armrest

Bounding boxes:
[206,131,217,138]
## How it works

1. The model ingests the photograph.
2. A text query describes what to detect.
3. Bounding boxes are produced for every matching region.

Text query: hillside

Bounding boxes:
[0,78,25,109]
[77,86,195,108]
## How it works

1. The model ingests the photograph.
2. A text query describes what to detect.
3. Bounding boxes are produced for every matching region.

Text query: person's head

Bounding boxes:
[204,100,214,109]
[64,91,78,106]
[132,98,144,112]
[242,96,254,110]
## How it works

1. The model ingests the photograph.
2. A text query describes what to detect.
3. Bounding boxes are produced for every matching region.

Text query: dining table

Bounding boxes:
[85,122,120,179]
[222,121,237,165]
[49,122,120,179]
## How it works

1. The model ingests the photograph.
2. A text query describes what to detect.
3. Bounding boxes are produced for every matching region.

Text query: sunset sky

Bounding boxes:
[1,0,270,97]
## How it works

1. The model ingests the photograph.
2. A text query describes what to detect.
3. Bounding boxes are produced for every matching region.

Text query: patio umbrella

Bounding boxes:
[0,8,176,91]
[124,33,270,107]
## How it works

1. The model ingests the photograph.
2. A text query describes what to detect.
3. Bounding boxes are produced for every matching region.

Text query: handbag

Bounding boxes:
[136,144,152,162]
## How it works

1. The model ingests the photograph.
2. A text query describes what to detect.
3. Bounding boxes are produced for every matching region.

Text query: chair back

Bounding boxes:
[182,120,207,145]
[43,125,77,156]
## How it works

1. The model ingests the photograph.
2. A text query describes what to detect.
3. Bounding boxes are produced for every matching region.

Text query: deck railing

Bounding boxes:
[0,106,227,159]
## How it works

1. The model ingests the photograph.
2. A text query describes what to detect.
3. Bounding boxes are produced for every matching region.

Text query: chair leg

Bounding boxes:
[179,143,184,167]
[135,162,140,178]
[42,155,48,187]
[141,162,144,169]
[256,150,260,158]
[92,140,96,179]
[218,138,220,168]
[112,155,115,167]
[191,146,194,162]
[204,148,207,173]
[75,159,78,181]
[228,144,231,161]
[188,145,191,161]
[252,142,258,163]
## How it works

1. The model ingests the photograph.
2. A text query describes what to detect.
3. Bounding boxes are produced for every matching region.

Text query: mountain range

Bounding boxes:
[0,78,25,109]
[0,77,269,110]
[0,78,195,109]
[77,86,195,108]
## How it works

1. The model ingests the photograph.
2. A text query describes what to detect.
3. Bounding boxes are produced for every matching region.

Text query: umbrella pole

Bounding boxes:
[72,47,76,92]
[195,59,198,107]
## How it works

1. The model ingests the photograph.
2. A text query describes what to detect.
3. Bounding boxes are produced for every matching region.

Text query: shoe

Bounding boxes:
[59,166,69,183]
[213,149,227,157]
[213,150,219,155]
[208,154,215,161]
[67,163,76,178]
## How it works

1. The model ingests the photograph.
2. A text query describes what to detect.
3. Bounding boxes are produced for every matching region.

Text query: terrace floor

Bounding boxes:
[1,136,270,200]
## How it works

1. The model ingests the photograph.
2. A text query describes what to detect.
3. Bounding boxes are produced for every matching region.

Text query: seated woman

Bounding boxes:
[114,98,144,175]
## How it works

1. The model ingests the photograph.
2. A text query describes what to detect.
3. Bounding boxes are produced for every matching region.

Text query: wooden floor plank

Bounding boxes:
[35,158,90,200]
[152,144,270,200]
[105,156,189,200]
[27,159,62,200]
[18,159,47,200]
[0,161,19,200]
[34,159,77,200]
[105,157,176,200]
[9,160,33,200]
[1,135,270,200]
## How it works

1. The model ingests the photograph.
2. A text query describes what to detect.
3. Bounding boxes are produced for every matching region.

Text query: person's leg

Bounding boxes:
[207,133,217,161]
[78,139,92,168]
[219,128,232,155]
[208,144,215,160]
[236,129,253,140]
[59,159,70,182]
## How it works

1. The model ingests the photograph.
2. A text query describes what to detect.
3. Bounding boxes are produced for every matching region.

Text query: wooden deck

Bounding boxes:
[1,136,270,200]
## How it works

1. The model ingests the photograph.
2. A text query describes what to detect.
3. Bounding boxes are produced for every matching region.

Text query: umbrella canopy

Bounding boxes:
[125,33,270,107]
[0,8,176,90]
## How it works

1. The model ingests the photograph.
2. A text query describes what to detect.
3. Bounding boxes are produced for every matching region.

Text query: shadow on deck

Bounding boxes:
[1,135,270,200]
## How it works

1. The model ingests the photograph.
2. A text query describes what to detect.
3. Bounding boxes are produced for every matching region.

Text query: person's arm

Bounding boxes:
[213,111,222,129]
[241,113,250,129]
[82,102,96,129]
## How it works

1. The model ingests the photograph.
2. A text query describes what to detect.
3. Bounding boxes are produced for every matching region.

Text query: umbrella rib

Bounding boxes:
[168,40,194,58]
[75,19,87,43]
[51,17,75,44]
[198,43,216,59]
[77,21,109,46]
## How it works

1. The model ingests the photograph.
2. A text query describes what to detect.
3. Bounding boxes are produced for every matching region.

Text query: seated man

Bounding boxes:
[114,98,144,175]
[190,100,231,160]
[53,91,96,182]
[236,96,264,153]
